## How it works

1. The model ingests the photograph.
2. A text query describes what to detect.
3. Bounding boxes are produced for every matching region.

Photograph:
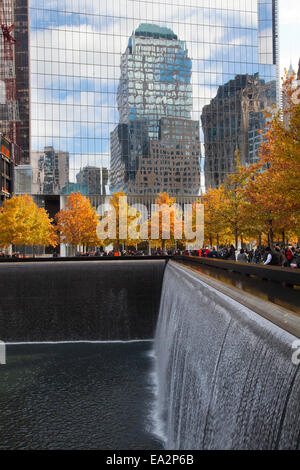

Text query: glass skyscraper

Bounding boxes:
[110,24,201,196]
[25,0,278,199]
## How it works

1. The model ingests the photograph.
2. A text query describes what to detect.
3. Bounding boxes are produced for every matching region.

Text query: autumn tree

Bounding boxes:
[148,192,183,250]
[55,192,99,253]
[0,194,58,254]
[31,207,59,255]
[244,71,300,246]
[218,152,251,249]
[202,188,227,248]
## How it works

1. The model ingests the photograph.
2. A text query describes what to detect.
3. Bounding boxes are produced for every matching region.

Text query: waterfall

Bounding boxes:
[155,261,300,450]
[0,260,166,342]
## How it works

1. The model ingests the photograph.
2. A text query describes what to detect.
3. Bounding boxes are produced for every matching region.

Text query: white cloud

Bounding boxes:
[279,0,300,78]
[279,0,300,25]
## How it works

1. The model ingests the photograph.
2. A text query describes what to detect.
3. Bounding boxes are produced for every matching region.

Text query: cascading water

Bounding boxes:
[0,260,166,342]
[155,262,300,450]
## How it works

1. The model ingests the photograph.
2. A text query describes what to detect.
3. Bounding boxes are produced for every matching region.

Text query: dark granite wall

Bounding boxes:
[0,260,166,342]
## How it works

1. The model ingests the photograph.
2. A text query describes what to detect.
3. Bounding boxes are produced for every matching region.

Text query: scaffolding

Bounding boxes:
[0,0,22,165]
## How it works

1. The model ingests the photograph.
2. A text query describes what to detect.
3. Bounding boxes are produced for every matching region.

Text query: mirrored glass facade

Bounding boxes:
[28,0,278,198]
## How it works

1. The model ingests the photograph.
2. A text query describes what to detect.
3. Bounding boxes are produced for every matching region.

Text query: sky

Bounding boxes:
[279,0,300,77]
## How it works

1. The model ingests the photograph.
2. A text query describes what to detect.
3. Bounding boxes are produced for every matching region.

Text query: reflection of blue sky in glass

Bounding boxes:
[29,0,278,184]
[160,52,192,85]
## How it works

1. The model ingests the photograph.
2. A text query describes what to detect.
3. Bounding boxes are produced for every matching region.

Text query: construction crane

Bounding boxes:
[0,0,21,164]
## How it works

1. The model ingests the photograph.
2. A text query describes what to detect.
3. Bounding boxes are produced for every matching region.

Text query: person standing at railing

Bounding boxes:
[227,245,236,261]
[264,247,280,266]
[237,249,248,263]
[285,247,294,267]
[253,248,261,264]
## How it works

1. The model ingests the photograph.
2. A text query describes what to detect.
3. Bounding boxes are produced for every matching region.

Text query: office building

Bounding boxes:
[14,0,30,164]
[76,165,109,195]
[110,24,201,196]
[0,0,29,165]
[31,146,69,195]
[0,133,13,203]
[14,163,32,194]
[201,74,276,188]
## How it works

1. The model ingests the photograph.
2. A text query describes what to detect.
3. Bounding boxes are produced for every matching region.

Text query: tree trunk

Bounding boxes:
[241,234,244,249]
[33,246,36,258]
[282,230,285,246]
[258,233,262,249]
[235,225,238,250]
[217,233,219,250]
[269,220,274,248]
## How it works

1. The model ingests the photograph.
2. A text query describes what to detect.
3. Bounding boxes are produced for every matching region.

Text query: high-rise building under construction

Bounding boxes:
[0,0,29,166]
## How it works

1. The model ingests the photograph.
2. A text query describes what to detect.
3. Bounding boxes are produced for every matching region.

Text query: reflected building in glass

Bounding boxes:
[201,73,276,188]
[201,0,278,188]
[76,165,109,195]
[31,146,69,195]
[26,0,278,199]
[110,24,200,196]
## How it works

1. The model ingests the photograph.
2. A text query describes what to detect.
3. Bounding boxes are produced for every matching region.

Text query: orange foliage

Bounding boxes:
[0,194,58,249]
[149,192,183,249]
[55,192,99,248]
[244,70,300,242]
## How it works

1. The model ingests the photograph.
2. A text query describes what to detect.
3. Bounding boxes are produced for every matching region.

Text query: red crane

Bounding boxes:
[0,0,21,164]
[1,23,17,61]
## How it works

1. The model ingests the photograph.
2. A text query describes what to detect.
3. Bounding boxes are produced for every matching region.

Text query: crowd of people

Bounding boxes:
[1,245,300,268]
[74,245,300,268]
[75,248,178,257]
[0,251,22,258]
[185,245,300,268]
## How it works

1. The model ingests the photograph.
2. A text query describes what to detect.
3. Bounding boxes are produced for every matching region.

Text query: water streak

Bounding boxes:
[155,262,300,450]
